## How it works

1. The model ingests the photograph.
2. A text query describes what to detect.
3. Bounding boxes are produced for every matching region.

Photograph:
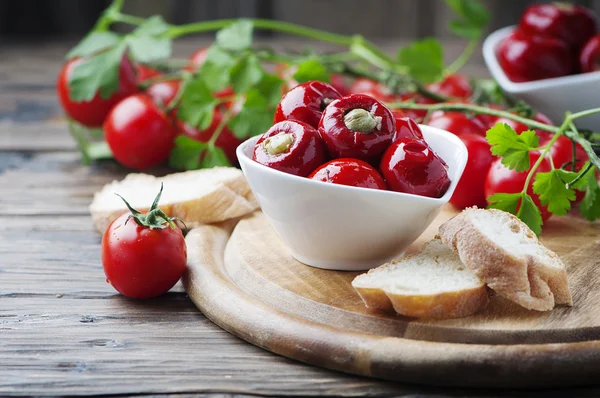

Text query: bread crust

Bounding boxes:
[439,208,572,311]
[90,168,259,234]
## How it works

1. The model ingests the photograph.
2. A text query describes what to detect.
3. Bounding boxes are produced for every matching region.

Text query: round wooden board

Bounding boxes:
[183,208,600,388]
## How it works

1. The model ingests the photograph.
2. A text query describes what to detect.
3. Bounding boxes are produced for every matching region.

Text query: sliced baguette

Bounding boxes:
[90,168,259,234]
[352,239,489,319]
[439,208,572,311]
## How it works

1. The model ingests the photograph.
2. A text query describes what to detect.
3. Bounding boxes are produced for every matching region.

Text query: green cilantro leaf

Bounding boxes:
[292,59,330,84]
[487,192,542,235]
[199,46,235,92]
[444,0,490,39]
[256,73,284,107]
[487,192,521,215]
[229,54,264,93]
[169,136,206,170]
[216,19,253,51]
[177,78,217,130]
[533,169,578,216]
[201,145,231,168]
[574,164,600,221]
[397,38,444,84]
[518,194,543,236]
[67,118,113,165]
[486,123,539,172]
[66,31,120,59]
[228,89,274,139]
[68,43,126,101]
[126,16,172,63]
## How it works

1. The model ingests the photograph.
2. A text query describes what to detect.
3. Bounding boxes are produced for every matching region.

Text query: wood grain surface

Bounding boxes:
[3,39,600,397]
[184,211,600,387]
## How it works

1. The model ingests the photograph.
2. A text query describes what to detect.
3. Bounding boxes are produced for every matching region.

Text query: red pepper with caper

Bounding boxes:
[274,81,342,129]
[318,94,396,163]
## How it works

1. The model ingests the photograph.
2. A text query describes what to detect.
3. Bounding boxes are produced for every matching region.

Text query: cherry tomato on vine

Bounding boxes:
[186,47,209,71]
[57,56,138,127]
[427,111,487,137]
[136,64,162,82]
[104,94,176,169]
[427,74,472,98]
[485,153,553,222]
[146,79,180,109]
[450,134,495,209]
[102,186,187,299]
[398,93,438,123]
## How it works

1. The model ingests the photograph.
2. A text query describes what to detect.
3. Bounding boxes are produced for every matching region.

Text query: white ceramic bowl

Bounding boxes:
[483,26,600,129]
[236,125,468,271]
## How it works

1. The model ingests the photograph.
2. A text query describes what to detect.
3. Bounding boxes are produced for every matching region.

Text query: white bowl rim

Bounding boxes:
[236,124,468,205]
[483,25,600,93]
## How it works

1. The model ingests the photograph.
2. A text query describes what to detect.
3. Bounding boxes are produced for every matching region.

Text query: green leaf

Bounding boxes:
[177,78,217,130]
[67,118,113,165]
[397,38,444,84]
[517,194,543,236]
[533,169,578,216]
[127,16,172,62]
[199,46,235,92]
[66,31,120,59]
[445,0,490,39]
[487,192,521,215]
[201,145,232,168]
[229,54,264,93]
[576,164,600,221]
[68,43,126,101]
[228,89,274,139]
[168,136,207,170]
[486,123,539,172]
[292,59,330,84]
[87,141,113,160]
[487,191,542,235]
[256,73,284,107]
[216,19,253,51]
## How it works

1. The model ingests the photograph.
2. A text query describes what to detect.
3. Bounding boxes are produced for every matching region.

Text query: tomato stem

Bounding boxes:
[444,39,478,76]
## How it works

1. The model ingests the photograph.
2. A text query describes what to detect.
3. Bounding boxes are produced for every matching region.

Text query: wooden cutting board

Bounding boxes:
[183,207,600,388]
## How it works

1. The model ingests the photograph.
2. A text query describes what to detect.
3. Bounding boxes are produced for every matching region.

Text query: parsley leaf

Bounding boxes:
[256,73,284,107]
[201,145,231,168]
[216,20,253,51]
[487,192,542,235]
[228,89,274,139]
[397,38,444,84]
[199,46,235,92]
[126,16,172,63]
[444,0,490,39]
[66,31,120,59]
[169,136,206,170]
[573,164,600,221]
[486,123,539,172]
[293,59,330,84]
[229,54,264,93]
[533,169,578,216]
[68,43,126,101]
[177,78,217,130]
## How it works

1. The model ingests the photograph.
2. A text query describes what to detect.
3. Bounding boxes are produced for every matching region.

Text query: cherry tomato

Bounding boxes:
[426,74,472,98]
[485,153,553,222]
[274,81,342,128]
[136,64,162,82]
[146,79,180,109]
[102,197,187,299]
[450,134,495,209]
[319,94,396,163]
[104,94,176,169]
[380,137,450,198]
[398,93,438,123]
[178,108,242,165]
[186,47,209,71]
[57,56,138,127]
[309,158,387,190]
[427,111,487,137]
[330,74,348,96]
[253,120,326,177]
[497,29,573,82]
[579,34,600,73]
[519,3,596,51]
[347,78,389,98]
[395,117,424,141]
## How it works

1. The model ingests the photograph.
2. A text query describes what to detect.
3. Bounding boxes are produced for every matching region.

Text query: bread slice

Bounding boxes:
[439,208,572,311]
[352,239,489,319]
[90,168,259,234]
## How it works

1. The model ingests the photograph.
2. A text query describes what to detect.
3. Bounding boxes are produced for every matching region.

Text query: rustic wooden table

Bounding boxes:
[2,40,600,397]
